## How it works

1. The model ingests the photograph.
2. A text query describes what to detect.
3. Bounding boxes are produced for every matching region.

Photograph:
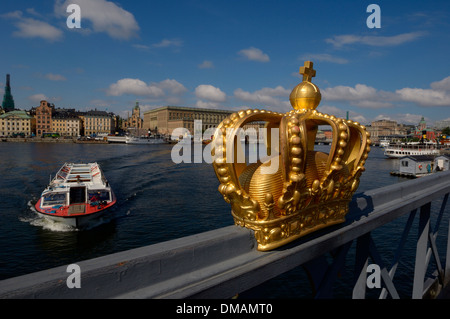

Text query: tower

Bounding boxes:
[2,74,15,112]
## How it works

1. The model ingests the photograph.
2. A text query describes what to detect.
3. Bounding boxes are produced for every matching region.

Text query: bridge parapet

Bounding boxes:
[1,171,450,299]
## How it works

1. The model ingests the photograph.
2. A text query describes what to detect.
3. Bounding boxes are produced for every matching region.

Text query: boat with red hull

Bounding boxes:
[35,162,116,228]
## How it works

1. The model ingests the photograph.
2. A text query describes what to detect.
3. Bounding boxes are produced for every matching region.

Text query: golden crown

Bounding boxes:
[211,61,371,251]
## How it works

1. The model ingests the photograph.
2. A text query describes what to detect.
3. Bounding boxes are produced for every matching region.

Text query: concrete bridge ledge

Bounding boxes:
[0,225,258,299]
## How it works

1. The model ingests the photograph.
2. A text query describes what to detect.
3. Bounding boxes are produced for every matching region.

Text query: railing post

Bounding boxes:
[412,202,431,299]
[353,233,370,299]
[445,218,450,287]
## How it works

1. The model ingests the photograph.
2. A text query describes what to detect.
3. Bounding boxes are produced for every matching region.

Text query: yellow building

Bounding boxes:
[143,106,232,135]
[84,110,114,136]
[52,115,81,137]
[0,110,33,137]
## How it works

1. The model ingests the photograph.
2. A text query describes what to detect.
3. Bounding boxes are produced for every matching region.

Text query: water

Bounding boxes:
[0,142,447,298]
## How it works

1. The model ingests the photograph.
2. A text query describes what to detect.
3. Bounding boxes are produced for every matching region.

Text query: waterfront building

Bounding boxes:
[2,74,15,112]
[0,110,33,137]
[84,110,114,136]
[365,119,409,142]
[35,100,54,136]
[398,155,435,177]
[143,106,232,135]
[123,101,144,129]
[411,116,436,141]
[435,155,450,172]
[123,101,145,135]
[51,109,82,137]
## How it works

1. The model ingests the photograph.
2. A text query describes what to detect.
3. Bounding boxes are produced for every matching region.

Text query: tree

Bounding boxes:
[442,126,450,136]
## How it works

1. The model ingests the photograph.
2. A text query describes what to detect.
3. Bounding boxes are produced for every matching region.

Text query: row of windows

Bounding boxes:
[1,123,30,126]
[168,112,227,121]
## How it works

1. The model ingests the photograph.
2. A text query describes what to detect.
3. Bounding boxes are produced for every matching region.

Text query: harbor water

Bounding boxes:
[0,141,448,298]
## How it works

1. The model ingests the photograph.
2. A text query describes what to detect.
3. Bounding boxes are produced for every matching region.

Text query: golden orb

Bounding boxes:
[289,81,321,110]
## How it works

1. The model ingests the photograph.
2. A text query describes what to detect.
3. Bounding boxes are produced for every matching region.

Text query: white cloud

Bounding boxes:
[107,79,164,97]
[326,31,426,48]
[395,76,450,107]
[29,93,48,102]
[238,47,270,62]
[153,38,183,48]
[322,84,395,108]
[234,86,291,111]
[55,0,140,40]
[430,76,450,91]
[198,60,214,69]
[28,93,61,104]
[106,78,187,101]
[157,79,187,95]
[317,105,368,124]
[45,73,66,81]
[321,75,450,110]
[299,53,348,64]
[132,44,150,51]
[1,10,63,42]
[395,88,450,106]
[195,85,226,102]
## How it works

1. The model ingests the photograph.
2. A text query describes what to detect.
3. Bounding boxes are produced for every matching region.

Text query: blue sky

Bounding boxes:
[1,0,450,126]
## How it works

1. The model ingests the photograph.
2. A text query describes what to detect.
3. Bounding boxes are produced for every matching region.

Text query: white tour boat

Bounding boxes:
[125,135,166,144]
[379,139,390,148]
[35,163,116,228]
[384,143,440,159]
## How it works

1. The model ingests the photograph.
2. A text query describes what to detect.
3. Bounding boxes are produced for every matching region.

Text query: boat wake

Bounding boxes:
[22,200,78,232]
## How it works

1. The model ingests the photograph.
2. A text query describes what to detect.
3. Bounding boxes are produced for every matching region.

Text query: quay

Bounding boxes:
[0,170,449,299]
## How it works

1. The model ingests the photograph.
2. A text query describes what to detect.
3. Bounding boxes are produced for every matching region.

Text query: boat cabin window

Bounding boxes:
[401,161,408,167]
[88,190,110,203]
[43,193,66,206]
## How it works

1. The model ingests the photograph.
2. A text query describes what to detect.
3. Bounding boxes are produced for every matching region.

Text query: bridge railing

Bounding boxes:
[1,171,449,299]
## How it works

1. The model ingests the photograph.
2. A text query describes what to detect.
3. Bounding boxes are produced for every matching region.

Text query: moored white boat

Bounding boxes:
[35,163,116,228]
[379,139,390,148]
[125,135,166,144]
[384,143,440,158]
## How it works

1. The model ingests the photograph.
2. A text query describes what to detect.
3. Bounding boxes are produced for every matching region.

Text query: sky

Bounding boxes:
[1,0,450,126]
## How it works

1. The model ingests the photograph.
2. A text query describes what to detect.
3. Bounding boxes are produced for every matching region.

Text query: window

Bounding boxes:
[42,193,66,206]
[401,161,409,167]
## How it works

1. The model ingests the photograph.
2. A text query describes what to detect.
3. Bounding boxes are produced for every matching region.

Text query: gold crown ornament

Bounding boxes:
[211,61,371,251]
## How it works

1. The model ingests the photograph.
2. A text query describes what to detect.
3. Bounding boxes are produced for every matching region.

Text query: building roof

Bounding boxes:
[399,155,436,161]
[144,105,234,115]
[85,110,112,117]
[0,110,32,119]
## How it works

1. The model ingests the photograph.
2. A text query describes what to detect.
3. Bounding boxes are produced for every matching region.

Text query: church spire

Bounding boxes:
[2,74,15,112]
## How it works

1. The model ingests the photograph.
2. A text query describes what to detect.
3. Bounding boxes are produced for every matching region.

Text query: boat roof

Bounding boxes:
[50,162,108,190]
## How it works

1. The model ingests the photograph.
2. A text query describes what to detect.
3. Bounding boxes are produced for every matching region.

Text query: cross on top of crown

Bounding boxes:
[300,61,316,82]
